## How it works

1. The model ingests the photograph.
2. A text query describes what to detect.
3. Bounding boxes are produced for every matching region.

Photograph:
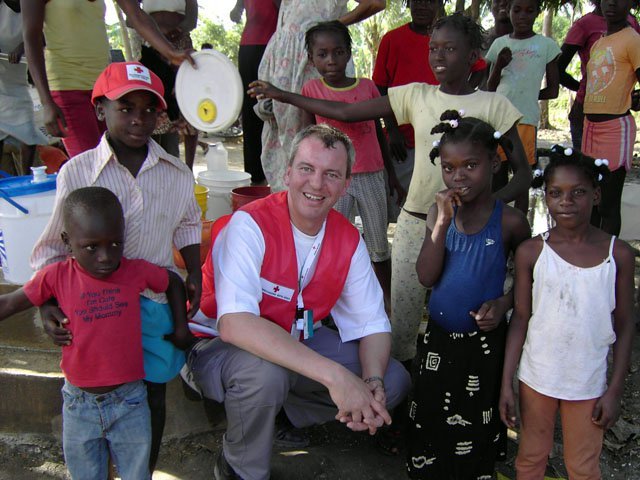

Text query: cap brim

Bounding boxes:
[98,85,168,110]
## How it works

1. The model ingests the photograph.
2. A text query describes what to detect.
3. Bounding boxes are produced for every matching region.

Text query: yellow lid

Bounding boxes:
[198,99,217,123]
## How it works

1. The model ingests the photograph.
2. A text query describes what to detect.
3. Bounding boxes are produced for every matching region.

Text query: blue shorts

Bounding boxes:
[141,297,185,383]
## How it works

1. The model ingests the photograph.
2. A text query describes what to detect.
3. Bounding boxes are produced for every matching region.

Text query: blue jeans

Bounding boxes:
[62,380,151,480]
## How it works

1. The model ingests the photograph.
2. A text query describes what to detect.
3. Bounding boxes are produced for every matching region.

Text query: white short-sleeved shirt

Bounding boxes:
[208,211,391,342]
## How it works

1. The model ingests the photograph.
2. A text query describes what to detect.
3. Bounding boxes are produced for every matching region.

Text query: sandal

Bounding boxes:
[274,411,310,448]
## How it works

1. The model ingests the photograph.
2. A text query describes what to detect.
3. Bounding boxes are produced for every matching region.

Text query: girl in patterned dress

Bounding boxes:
[409,110,530,479]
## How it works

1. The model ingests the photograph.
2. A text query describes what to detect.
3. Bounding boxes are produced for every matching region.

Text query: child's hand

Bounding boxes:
[164,327,197,351]
[495,47,512,70]
[229,4,243,23]
[631,89,640,111]
[9,43,24,64]
[388,129,408,162]
[248,80,286,102]
[388,174,407,206]
[592,388,622,430]
[499,385,517,429]
[434,188,462,223]
[40,303,72,346]
[470,297,508,332]
[186,271,202,320]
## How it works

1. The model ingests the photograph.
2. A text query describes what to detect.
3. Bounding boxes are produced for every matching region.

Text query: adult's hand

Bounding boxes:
[330,369,391,435]
[43,101,67,138]
[166,48,196,68]
[39,302,72,346]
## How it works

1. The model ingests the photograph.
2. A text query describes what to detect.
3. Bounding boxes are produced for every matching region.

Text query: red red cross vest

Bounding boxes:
[198,191,361,336]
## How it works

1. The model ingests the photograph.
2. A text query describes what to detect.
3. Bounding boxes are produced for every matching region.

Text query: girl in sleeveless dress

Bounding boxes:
[500,144,635,479]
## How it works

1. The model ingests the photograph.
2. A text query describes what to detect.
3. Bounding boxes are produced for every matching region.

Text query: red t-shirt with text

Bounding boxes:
[24,257,168,387]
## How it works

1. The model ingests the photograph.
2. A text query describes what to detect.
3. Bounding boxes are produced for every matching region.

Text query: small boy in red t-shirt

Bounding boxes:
[0,186,189,480]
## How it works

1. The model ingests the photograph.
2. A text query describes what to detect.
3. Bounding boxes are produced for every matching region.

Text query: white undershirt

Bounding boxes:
[192,211,390,341]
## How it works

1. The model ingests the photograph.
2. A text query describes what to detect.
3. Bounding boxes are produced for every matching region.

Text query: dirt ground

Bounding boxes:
[1,130,639,479]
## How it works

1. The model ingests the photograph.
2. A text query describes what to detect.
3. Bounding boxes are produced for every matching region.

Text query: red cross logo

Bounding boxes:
[273,286,280,293]
[134,66,144,74]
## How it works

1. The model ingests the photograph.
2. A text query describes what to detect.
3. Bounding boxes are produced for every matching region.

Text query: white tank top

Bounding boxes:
[518,234,617,400]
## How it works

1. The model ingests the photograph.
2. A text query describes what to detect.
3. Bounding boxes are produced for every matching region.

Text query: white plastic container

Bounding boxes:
[197,170,251,221]
[205,142,229,171]
[0,172,57,284]
[175,50,243,133]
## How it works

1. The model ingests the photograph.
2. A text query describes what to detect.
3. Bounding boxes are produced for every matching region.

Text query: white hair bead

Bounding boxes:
[533,169,543,178]
[493,131,502,140]
[595,158,603,167]
[432,140,440,147]
[564,147,573,156]
[458,109,465,117]
[449,119,459,128]
[598,173,603,181]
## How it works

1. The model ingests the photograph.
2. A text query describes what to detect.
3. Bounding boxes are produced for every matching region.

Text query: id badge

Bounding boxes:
[292,308,304,338]
[302,309,314,340]
[294,308,313,340]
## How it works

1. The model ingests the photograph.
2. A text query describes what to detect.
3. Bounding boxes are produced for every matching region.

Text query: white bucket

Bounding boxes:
[197,170,251,220]
[0,172,57,284]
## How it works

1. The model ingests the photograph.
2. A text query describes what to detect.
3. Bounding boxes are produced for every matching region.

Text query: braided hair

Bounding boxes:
[429,110,512,164]
[531,145,610,189]
[431,13,486,51]
[305,21,352,57]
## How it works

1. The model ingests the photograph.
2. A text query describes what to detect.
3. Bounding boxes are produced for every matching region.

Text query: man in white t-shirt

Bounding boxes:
[185,124,411,480]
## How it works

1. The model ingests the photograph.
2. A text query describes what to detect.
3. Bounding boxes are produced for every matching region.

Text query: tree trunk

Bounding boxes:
[455,0,466,13]
[469,0,482,20]
[113,1,133,61]
[539,9,554,130]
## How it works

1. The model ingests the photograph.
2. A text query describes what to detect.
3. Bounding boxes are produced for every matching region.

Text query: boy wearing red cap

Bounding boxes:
[30,62,202,473]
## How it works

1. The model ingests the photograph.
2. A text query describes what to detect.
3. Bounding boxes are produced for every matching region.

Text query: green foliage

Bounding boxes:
[533,6,571,39]
[349,0,411,76]
[190,18,244,65]
[107,23,124,52]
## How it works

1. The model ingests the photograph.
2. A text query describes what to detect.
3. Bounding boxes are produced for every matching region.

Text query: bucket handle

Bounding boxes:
[0,189,29,214]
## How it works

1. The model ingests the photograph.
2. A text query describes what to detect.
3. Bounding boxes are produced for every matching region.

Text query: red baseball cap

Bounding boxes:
[91,62,167,110]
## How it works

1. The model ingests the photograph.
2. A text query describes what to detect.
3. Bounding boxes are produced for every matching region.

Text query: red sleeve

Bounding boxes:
[372,32,392,87]
[564,17,588,47]
[301,79,323,102]
[471,57,487,72]
[22,264,57,307]
[301,80,311,97]
[365,78,381,98]
[131,259,169,294]
[630,15,640,35]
